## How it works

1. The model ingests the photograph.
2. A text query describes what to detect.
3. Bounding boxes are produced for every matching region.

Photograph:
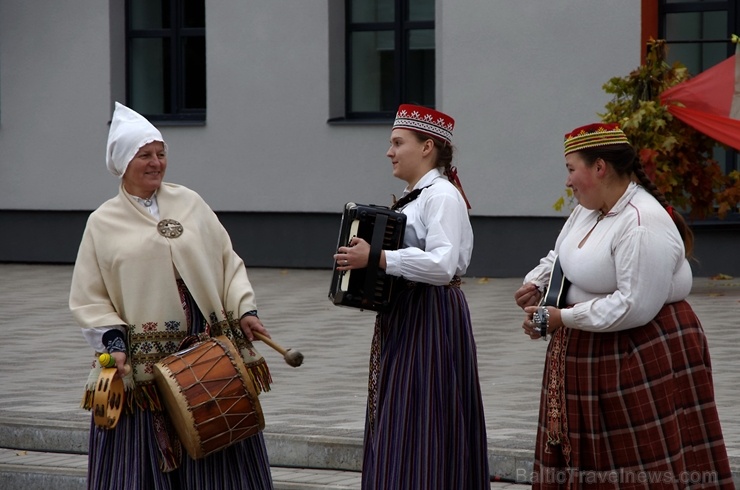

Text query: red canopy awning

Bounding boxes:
[660,45,740,151]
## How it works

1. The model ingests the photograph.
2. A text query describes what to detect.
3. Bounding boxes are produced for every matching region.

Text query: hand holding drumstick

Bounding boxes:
[238,313,304,367]
[252,331,304,367]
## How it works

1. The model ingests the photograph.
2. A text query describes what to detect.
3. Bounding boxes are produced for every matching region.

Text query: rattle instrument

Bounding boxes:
[93,368,125,429]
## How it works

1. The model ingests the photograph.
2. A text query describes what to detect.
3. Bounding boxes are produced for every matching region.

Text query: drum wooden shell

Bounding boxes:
[153,335,265,460]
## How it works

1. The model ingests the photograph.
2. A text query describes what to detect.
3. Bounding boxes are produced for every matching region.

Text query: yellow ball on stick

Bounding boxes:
[99,353,116,368]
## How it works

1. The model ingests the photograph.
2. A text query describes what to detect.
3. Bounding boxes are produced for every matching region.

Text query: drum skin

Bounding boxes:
[153,335,265,459]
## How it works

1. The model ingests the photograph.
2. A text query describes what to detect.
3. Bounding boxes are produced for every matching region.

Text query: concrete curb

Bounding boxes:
[0,416,88,455]
[0,414,537,483]
[0,464,86,490]
[0,415,737,486]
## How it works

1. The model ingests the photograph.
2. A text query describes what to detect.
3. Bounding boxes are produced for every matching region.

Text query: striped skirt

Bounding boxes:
[362,282,490,490]
[534,301,734,489]
[87,411,273,490]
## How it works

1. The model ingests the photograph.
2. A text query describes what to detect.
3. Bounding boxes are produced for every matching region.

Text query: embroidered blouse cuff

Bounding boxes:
[102,328,127,354]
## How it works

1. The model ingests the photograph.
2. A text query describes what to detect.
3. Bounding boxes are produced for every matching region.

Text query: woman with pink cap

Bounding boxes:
[334,104,489,489]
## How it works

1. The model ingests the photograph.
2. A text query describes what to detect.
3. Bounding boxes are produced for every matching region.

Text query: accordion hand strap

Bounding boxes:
[363,213,388,308]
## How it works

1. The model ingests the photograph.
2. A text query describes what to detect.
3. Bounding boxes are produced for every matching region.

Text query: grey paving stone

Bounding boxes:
[0,264,737,488]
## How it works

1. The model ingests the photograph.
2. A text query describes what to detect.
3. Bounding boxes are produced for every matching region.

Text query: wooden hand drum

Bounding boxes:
[153,335,265,460]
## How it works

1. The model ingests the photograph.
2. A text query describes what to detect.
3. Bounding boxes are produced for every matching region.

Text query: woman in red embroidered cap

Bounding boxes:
[334,104,489,489]
[514,123,734,489]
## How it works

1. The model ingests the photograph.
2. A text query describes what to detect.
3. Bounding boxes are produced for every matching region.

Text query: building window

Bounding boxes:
[345,0,435,119]
[659,0,739,174]
[126,0,206,122]
[659,0,734,74]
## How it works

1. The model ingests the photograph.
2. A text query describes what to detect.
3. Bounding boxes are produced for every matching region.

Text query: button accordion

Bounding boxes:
[329,203,406,311]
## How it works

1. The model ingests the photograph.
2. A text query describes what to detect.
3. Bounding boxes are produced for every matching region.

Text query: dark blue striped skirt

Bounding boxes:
[87,410,273,489]
[362,282,490,489]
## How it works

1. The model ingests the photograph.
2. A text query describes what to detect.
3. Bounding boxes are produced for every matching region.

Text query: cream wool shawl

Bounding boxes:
[70,182,269,393]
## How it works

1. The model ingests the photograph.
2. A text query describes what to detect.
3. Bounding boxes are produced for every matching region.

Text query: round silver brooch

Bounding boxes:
[157,219,184,238]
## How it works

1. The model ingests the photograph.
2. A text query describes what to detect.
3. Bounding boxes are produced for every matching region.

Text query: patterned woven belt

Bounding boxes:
[403,275,462,289]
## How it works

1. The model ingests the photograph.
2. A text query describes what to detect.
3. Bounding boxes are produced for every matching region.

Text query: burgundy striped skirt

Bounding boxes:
[362,281,490,490]
[534,300,734,489]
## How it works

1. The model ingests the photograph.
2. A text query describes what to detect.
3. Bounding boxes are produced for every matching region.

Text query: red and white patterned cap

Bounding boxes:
[393,104,455,144]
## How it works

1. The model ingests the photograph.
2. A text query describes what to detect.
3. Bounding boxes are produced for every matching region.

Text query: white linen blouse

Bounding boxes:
[524,182,693,332]
[384,168,473,286]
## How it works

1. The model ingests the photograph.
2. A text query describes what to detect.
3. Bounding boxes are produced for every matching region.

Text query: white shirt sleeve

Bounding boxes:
[523,210,578,288]
[523,249,558,289]
[385,191,467,286]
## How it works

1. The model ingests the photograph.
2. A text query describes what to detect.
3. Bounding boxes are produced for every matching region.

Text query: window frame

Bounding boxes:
[344,0,435,121]
[658,1,736,65]
[657,0,738,175]
[125,0,206,123]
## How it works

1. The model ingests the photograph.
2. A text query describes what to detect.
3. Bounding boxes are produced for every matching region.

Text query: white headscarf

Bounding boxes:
[106,102,168,178]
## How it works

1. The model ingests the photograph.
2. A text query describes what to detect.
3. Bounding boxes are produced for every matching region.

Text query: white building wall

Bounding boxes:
[0,0,641,217]
[439,0,641,216]
[0,0,113,209]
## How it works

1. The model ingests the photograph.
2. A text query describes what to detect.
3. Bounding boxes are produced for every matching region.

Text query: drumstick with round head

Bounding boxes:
[252,331,304,367]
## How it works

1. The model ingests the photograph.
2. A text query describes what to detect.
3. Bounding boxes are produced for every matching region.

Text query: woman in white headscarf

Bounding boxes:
[70,102,274,489]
